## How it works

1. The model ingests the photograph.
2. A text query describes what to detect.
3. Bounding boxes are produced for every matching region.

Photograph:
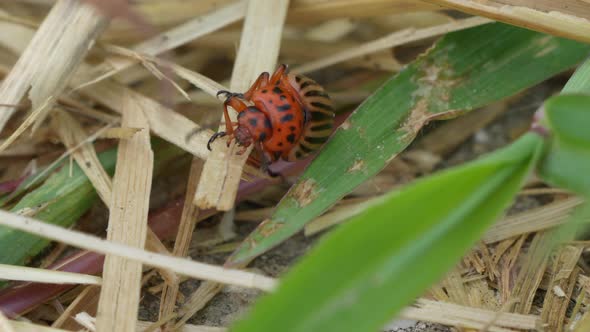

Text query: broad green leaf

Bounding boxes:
[0,141,185,266]
[539,94,590,196]
[230,133,544,332]
[229,22,590,265]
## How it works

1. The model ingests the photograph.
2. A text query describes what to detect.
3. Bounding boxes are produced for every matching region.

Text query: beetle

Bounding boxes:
[209,64,334,173]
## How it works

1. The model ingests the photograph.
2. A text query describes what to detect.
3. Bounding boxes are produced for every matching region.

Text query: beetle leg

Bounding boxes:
[217,90,244,99]
[222,97,249,133]
[207,131,226,151]
[269,64,288,85]
[243,72,270,100]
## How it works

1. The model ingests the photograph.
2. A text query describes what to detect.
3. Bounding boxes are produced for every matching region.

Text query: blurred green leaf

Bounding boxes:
[539,94,590,196]
[0,141,185,266]
[229,22,590,265]
[545,94,590,145]
[230,133,544,332]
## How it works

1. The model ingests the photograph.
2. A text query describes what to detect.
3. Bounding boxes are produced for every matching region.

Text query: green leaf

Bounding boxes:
[229,22,590,265]
[544,94,590,145]
[230,133,544,332]
[0,141,186,266]
[539,95,590,196]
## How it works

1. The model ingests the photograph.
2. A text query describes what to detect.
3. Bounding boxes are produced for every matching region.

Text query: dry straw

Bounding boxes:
[423,0,590,43]
[0,0,109,134]
[0,264,101,285]
[0,209,277,292]
[95,92,154,332]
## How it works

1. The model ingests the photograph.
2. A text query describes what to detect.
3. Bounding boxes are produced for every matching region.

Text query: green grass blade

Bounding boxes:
[229,22,590,265]
[544,94,590,145]
[0,141,185,266]
[539,94,590,196]
[230,133,544,332]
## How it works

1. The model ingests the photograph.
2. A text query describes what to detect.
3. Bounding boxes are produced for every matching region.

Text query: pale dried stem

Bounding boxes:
[52,286,100,330]
[541,245,583,331]
[0,97,54,152]
[0,18,213,162]
[98,127,140,139]
[73,1,246,91]
[0,263,101,285]
[75,77,211,159]
[288,0,439,23]
[294,16,492,74]
[95,92,154,332]
[158,159,204,324]
[103,44,227,97]
[401,299,540,331]
[0,0,109,135]
[483,197,583,244]
[0,210,277,291]
[423,0,590,43]
[52,108,175,287]
[0,311,15,332]
[51,110,113,205]
[10,319,228,331]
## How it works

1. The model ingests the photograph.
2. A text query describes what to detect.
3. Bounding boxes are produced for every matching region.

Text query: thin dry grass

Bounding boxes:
[51,110,113,205]
[158,159,204,326]
[424,0,590,43]
[52,286,100,330]
[0,264,101,285]
[294,16,492,74]
[0,0,109,135]
[0,209,277,291]
[401,299,540,331]
[95,92,154,331]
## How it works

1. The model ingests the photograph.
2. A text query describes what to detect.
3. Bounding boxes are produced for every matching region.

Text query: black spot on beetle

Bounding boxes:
[238,112,246,118]
[278,142,283,147]
[280,95,287,100]
[262,89,268,93]
[273,86,283,94]
[286,133,296,143]
[259,132,267,141]
[277,104,291,112]
[247,107,259,113]
[264,118,272,129]
[290,126,296,131]
[281,114,294,122]
[249,118,258,127]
